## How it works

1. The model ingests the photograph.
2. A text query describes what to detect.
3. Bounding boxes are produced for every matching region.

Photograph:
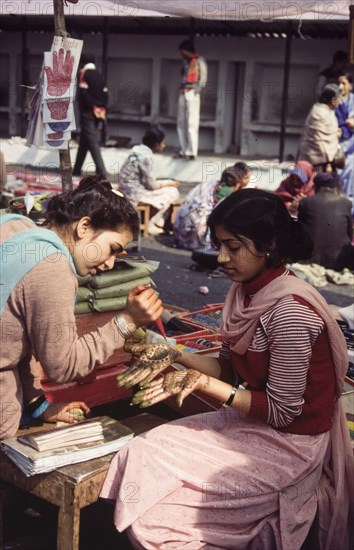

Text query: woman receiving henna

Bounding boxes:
[101,189,353,550]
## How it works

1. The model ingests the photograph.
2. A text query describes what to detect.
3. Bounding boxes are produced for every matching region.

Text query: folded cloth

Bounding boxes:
[76,276,154,303]
[338,304,354,329]
[74,295,128,314]
[88,260,158,289]
[287,263,327,287]
[326,270,354,286]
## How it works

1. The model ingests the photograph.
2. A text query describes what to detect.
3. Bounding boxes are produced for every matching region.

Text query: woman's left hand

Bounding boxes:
[41,401,91,424]
[131,369,208,408]
[116,343,182,388]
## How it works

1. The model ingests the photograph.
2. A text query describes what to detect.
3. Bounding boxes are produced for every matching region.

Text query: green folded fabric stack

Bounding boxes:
[74,258,158,314]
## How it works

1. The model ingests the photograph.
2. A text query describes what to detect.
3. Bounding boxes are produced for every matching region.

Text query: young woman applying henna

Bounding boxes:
[0,176,162,439]
[101,188,353,550]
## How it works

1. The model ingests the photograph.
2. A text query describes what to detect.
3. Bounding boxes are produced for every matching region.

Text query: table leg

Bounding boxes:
[57,496,80,550]
[0,485,4,550]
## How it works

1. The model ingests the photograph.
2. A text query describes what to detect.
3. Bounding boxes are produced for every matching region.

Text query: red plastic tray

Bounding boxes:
[42,363,132,408]
[178,306,223,333]
[175,333,222,355]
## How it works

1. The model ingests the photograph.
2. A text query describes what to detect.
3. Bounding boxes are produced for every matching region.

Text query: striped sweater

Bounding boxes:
[219,268,336,435]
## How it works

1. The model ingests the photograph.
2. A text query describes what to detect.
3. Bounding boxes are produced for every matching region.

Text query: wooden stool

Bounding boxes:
[171,200,182,225]
[136,203,151,237]
[137,200,181,236]
[0,413,167,550]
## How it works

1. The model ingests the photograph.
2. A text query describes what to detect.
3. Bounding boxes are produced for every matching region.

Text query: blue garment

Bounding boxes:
[335,93,354,198]
[0,214,76,314]
[173,179,218,250]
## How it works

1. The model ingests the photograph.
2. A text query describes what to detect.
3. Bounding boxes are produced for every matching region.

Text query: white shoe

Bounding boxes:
[147,221,164,236]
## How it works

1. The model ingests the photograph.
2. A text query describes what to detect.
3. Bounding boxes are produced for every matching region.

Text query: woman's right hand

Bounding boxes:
[123,285,163,329]
[166,179,180,188]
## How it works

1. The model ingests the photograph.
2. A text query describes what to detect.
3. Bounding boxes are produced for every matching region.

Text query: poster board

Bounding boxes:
[26,36,83,150]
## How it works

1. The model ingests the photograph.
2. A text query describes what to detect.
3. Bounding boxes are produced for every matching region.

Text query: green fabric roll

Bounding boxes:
[88,260,158,289]
[76,286,94,303]
[77,274,91,287]
[74,295,127,314]
[93,277,154,299]
[74,301,95,314]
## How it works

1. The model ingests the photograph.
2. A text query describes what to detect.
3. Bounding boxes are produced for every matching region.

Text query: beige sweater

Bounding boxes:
[0,218,125,439]
[297,102,339,165]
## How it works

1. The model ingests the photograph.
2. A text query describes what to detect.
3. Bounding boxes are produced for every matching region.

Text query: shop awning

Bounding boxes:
[1,0,351,20]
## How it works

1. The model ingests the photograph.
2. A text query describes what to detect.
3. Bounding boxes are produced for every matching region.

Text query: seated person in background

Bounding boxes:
[298,172,353,270]
[274,172,306,216]
[118,126,180,236]
[173,162,252,250]
[293,160,316,196]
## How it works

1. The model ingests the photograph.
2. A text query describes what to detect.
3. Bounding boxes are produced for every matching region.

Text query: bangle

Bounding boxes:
[115,314,134,340]
[23,395,47,417]
[32,399,51,419]
[224,385,237,407]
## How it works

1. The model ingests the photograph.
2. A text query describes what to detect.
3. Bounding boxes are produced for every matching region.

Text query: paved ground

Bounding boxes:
[2,154,353,550]
[140,234,354,311]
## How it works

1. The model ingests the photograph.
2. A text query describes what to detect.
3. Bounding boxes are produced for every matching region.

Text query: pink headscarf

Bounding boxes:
[296,160,316,196]
[222,274,353,550]
[274,173,304,202]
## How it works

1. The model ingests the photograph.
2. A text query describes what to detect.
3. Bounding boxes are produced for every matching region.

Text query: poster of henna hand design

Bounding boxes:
[26,36,82,150]
[43,48,75,100]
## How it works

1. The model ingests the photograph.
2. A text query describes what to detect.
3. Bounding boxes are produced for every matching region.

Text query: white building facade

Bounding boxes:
[0,13,349,160]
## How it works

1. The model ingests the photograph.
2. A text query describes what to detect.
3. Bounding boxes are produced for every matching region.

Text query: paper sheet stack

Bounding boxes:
[1,416,134,476]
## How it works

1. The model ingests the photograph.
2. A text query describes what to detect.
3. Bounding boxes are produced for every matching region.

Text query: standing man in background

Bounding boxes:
[73,53,108,178]
[176,39,207,160]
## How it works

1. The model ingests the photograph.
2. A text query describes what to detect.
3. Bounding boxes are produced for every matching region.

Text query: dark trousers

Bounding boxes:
[73,112,107,178]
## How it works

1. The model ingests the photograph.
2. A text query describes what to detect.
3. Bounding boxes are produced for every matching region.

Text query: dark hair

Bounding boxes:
[333,50,347,64]
[233,161,251,173]
[338,71,353,84]
[319,83,341,103]
[81,53,96,65]
[44,175,139,234]
[179,39,195,53]
[220,167,240,186]
[233,161,252,181]
[207,188,313,267]
[314,172,343,194]
[142,126,165,150]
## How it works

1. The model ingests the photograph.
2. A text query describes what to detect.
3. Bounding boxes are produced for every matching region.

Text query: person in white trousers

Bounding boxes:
[176,39,207,160]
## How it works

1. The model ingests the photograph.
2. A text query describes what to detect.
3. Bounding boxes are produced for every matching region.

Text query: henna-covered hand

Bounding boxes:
[131,369,206,408]
[116,343,182,389]
[44,48,74,97]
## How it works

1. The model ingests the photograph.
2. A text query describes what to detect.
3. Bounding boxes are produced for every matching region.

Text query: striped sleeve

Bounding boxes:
[250,296,325,428]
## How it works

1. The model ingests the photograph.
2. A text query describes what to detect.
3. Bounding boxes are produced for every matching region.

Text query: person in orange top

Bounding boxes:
[176,39,207,160]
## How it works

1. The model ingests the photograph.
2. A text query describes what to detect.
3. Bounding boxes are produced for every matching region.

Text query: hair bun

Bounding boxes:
[78,175,112,193]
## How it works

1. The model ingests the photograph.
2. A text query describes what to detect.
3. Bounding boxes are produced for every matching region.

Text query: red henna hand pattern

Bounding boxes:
[47,131,64,139]
[46,99,70,120]
[44,48,74,97]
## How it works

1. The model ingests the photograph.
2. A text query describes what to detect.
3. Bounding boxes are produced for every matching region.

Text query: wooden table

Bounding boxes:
[0,413,167,550]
